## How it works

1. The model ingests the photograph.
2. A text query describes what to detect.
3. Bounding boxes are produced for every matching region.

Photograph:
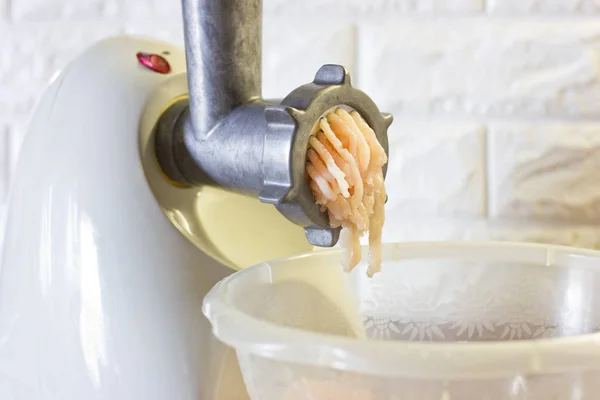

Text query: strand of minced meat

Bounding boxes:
[306,108,387,277]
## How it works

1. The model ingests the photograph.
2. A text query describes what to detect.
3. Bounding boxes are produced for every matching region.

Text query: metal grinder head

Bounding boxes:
[260,64,393,247]
[155,65,392,249]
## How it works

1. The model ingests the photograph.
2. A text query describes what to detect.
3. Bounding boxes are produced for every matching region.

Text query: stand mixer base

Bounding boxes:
[0,36,309,400]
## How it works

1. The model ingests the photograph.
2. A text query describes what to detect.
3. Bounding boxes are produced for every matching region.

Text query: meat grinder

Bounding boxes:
[0,0,392,398]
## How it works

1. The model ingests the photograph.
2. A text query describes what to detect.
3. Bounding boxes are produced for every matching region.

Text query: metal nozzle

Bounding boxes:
[156,0,393,247]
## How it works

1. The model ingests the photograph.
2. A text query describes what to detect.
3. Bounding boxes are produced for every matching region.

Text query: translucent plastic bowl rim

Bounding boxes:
[203,241,600,380]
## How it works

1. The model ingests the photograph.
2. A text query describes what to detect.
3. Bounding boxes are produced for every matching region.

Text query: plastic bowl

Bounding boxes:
[203,242,600,399]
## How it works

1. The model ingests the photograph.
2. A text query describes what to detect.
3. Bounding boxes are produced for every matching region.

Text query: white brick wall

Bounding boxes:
[3,0,600,251]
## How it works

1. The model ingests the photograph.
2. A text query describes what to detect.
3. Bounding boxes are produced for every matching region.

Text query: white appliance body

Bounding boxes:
[0,36,311,399]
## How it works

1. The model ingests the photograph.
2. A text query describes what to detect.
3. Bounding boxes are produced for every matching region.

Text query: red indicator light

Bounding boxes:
[136,52,171,74]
